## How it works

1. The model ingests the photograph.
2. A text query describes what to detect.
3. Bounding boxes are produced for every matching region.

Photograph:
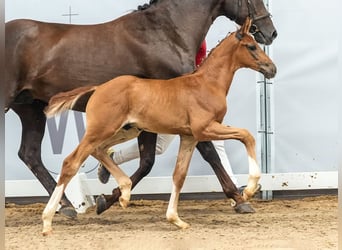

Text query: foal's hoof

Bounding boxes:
[240,184,262,200]
[42,229,53,236]
[96,194,107,215]
[174,220,190,230]
[234,202,255,214]
[167,217,190,229]
[58,205,77,219]
[239,184,262,196]
[119,196,130,209]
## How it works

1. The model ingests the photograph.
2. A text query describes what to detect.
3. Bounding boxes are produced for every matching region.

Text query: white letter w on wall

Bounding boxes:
[47,111,85,154]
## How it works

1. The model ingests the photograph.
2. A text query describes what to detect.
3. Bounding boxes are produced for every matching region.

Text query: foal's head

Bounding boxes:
[232,18,277,79]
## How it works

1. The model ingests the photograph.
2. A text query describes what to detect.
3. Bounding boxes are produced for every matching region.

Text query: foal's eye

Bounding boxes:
[247,44,257,51]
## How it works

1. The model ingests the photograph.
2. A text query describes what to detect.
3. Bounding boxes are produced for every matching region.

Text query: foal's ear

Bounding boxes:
[236,17,252,40]
[242,17,252,35]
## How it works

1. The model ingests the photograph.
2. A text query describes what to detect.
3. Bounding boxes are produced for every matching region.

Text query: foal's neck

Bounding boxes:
[195,37,240,95]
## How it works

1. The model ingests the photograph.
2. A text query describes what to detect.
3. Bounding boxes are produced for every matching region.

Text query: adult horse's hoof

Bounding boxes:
[234,202,255,214]
[97,164,111,184]
[58,205,77,219]
[97,149,114,184]
[96,194,107,215]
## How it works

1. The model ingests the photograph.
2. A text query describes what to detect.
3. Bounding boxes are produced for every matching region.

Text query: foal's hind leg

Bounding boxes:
[42,131,132,235]
[11,101,76,218]
[166,135,197,229]
[42,138,96,235]
[96,131,157,214]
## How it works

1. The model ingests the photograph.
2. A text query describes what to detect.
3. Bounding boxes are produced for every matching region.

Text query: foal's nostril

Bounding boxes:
[272,30,278,40]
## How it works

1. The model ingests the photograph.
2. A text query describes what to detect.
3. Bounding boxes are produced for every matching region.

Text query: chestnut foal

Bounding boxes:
[42,18,276,235]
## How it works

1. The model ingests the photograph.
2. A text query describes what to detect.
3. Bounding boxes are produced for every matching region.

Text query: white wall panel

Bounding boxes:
[271,0,339,173]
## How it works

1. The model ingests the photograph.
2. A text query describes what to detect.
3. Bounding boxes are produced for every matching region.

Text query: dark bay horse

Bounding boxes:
[42,18,276,234]
[5,0,277,217]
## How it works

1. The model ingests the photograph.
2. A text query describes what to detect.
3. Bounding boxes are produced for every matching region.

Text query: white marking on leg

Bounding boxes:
[244,156,261,200]
[166,184,189,229]
[42,184,64,235]
[166,184,178,221]
[248,156,261,177]
[118,178,132,208]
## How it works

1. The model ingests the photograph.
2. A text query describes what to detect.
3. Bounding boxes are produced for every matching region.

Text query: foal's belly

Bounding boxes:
[135,119,193,136]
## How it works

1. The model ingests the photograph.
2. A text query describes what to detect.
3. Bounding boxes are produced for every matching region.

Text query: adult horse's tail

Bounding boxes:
[45,86,97,117]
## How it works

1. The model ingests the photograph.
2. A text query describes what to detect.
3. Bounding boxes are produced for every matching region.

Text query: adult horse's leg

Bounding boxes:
[11,100,77,218]
[196,141,255,213]
[96,131,157,214]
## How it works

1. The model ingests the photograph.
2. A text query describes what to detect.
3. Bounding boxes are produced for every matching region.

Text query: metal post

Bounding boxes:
[256,0,275,200]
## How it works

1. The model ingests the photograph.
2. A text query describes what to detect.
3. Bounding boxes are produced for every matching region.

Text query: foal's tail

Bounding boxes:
[45,86,97,117]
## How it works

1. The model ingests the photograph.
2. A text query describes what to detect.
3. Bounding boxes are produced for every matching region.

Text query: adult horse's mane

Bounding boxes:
[136,0,159,11]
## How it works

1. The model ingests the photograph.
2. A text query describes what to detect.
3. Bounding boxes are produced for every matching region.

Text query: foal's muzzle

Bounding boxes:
[259,63,277,79]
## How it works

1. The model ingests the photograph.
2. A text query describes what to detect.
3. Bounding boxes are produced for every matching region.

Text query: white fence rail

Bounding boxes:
[5,171,337,197]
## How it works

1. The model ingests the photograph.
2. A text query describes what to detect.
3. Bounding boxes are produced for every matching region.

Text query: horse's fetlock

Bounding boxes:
[121,178,132,189]
[250,173,261,181]
[166,210,177,222]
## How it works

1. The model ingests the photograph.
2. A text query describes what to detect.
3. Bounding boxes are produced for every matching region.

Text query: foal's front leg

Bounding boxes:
[198,122,261,201]
[166,135,197,229]
[92,149,132,208]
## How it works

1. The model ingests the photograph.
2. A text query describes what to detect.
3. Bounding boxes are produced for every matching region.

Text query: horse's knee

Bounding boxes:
[241,129,255,147]
[59,158,79,182]
[138,156,155,176]
[18,145,41,168]
[17,149,27,164]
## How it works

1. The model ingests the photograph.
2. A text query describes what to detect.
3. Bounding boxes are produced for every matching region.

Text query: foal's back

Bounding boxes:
[86,74,201,135]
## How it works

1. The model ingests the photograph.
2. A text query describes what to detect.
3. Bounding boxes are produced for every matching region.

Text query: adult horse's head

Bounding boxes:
[223,0,277,45]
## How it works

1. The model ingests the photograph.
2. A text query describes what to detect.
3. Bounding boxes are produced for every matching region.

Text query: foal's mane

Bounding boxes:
[194,32,234,71]
[135,0,159,11]
[207,33,232,57]
[196,21,252,70]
